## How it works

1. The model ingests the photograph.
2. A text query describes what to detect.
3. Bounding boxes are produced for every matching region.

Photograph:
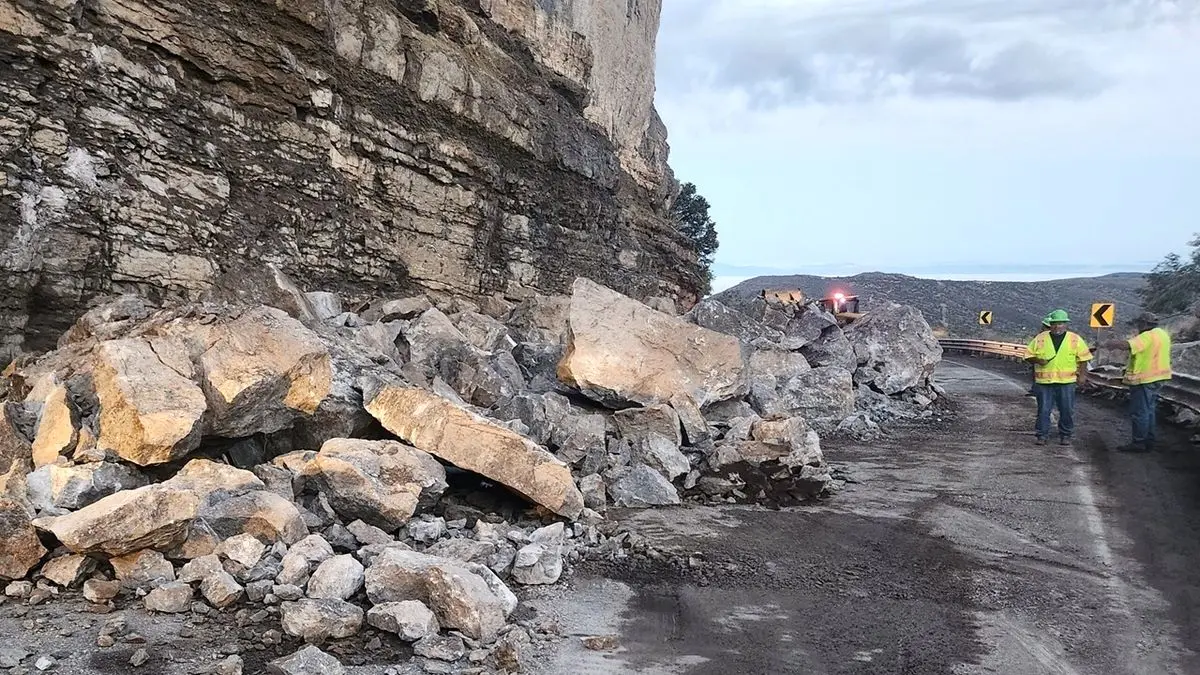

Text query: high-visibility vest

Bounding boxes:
[1125,327,1172,385]
[1027,331,1092,384]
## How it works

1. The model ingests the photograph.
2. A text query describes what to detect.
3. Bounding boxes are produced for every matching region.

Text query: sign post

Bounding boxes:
[1090,302,1115,351]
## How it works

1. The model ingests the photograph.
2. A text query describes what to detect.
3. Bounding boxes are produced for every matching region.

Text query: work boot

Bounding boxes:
[1035,437,1048,446]
[1116,443,1147,453]
[1059,437,1072,446]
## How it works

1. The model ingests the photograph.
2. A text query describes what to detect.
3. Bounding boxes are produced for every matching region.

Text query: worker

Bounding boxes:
[1027,316,1052,397]
[1025,309,1092,445]
[1103,312,1172,453]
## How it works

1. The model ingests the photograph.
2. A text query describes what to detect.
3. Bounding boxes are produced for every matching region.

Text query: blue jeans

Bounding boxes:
[1034,383,1076,440]
[1129,382,1164,446]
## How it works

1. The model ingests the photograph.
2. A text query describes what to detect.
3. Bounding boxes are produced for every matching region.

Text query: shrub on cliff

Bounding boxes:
[671,182,720,297]
[1141,234,1200,314]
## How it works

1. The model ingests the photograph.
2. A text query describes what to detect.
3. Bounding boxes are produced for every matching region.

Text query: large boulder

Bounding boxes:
[800,326,858,372]
[26,461,148,511]
[203,264,320,325]
[733,416,824,469]
[0,495,45,580]
[303,439,446,531]
[92,339,207,466]
[364,549,508,642]
[197,307,333,437]
[844,303,942,395]
[685,299,784,346]
[34,484,200,556]
[746,349,811,414]
[606,465,681,508]
[0,402,35,474]
[506,295,571,345]
[166,460,307,550]
[365,383,583,519]
[751,362,855,423]
[30,381,78,468]
[495,393,605,466]
[557,279,746,408]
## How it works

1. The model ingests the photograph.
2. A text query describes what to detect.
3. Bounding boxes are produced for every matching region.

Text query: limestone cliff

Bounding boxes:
[0,0,695,361]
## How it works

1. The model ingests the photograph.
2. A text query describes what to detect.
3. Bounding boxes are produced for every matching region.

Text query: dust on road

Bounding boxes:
[527,358,1200,675]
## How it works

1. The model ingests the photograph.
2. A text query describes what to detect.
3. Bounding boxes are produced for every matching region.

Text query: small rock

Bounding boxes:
[211,655,244,675]
[346,520,393,546]
[201,572,244,609]
[144,582,194,613]
[179,555,224,584]
[413,634,466,662]
[406,518,447,545]
[217,534,267,573]
[111,550,176,591]
[273,584,304,601]
[265,645,346,674]
[581,635,620,651]
[130,648,149,667]
[305,555,364,601]
[35,655,56,671]
[367,601,440,642]
[246,580,273,603]
[323,524,358,553]
[280,599,363,644]
[97,635,114,648]
[5,581,33,598]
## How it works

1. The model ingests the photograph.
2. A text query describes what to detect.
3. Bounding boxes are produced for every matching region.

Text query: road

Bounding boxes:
[528,358,1200,675]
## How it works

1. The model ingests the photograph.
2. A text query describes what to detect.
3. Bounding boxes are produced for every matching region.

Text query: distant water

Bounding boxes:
[711,268,1149,294]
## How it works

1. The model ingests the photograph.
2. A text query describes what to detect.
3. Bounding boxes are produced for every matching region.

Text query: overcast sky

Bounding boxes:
[654,0,1200,288]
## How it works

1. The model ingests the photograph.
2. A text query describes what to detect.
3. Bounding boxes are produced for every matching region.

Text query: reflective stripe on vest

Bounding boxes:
[1028,332,1091,384]
[1125,327,1172,385]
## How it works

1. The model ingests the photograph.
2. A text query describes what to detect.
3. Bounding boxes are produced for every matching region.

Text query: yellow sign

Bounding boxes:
[978,310,993,326]
[1090,303,1114,328]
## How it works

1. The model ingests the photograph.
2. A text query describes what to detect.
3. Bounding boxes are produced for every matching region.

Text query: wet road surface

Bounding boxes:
[528,358,1200,675]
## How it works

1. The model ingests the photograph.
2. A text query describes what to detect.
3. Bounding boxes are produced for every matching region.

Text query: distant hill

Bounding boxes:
[714,272,1148,341]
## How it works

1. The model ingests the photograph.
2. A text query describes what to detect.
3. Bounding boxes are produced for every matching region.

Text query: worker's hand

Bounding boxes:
[1077,377,1089,390]
[1032,358,1050,366]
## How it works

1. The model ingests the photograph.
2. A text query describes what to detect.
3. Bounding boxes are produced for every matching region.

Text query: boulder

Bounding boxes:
[178,555,224,584]
[303,292,343,321]
[746,349,810,413]
[35,484,199,556]
[360,297,432,323]
[266,646,346,675]
[0,496,45,580]
[303,439,445,531]
[613,404,682,448]
[82,578,120,603]
[0,403,35,474]
[464,563,519,616]
[26,461,147,511]
[201,570,245,608]
[280,598,364,644]
[414,634,466,661]
[167,460,308,548]
[496,393,605,465]
[92,339,207,466]
[306,555,364,601]
[346,520,393,546]
[752,364,856,422]
[144,582,194,613]
[735,417,824,468]
[39,554,94,587]
[407,517,447,545]
[782,304,839,347]
[800,326,859,372]
[579,474,606,510]
[453,312,515,352]
[204,264,320,325]
[685,298,784,346]
[111,550,175,590]
[198,307,333,437]
[506,294,571,345]
[843,303,942,394]
[30,381,78,468]
[57,294,153,346]
[364,549,507,642]
[607,465,680,508]
[367,601,440,641]
[557,279,746,408]
[217,533,267,573]
[365,382,583,519]
[511,522,565,585]
[633,436,690,481]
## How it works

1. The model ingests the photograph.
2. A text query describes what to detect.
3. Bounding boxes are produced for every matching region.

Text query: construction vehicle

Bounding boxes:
[759,288,806,307]
[817,291,864,326]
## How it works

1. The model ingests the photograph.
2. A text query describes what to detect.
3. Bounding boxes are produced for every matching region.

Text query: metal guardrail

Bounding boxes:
[938,338,1200,415]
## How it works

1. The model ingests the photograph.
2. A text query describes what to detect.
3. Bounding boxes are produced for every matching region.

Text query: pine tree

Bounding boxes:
[1140,235,1200,314]
[670,182,719,296]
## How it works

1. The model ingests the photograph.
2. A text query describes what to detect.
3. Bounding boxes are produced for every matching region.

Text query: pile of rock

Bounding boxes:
[0,269,941,671]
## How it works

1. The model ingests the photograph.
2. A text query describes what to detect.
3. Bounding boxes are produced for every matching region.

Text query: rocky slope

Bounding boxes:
[0,0,697,363]
[718,272,1147,341]
[0,270,942,672]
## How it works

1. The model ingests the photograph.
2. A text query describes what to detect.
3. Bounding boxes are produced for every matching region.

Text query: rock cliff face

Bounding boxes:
[0,0,693,362]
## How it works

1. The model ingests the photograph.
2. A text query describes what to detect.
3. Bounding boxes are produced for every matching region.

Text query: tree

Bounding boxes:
[671,182,719,296]
[1141,234,1200,314]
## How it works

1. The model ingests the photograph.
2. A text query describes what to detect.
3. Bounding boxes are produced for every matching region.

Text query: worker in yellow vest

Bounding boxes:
[1025,309,1092,445]
[1103,312,1172,452]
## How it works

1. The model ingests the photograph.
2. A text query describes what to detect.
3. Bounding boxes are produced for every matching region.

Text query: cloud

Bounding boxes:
[658,0,1194,106]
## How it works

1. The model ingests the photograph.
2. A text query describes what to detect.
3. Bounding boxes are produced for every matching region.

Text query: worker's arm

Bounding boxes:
[1076,340,1094,388]
[1102,339,1131,352]
[1025,337,1050,365]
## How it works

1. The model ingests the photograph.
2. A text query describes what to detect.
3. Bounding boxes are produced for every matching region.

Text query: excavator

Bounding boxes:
[759,288,863,326]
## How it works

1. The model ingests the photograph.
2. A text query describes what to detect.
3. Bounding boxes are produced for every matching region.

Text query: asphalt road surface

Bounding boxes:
[528,358,1200,675]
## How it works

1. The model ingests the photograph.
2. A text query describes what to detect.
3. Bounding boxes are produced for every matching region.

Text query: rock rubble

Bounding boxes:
[0,269,941,672]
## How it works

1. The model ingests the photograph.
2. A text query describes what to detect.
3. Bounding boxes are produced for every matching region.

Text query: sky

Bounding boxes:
[653,0,1200,291]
